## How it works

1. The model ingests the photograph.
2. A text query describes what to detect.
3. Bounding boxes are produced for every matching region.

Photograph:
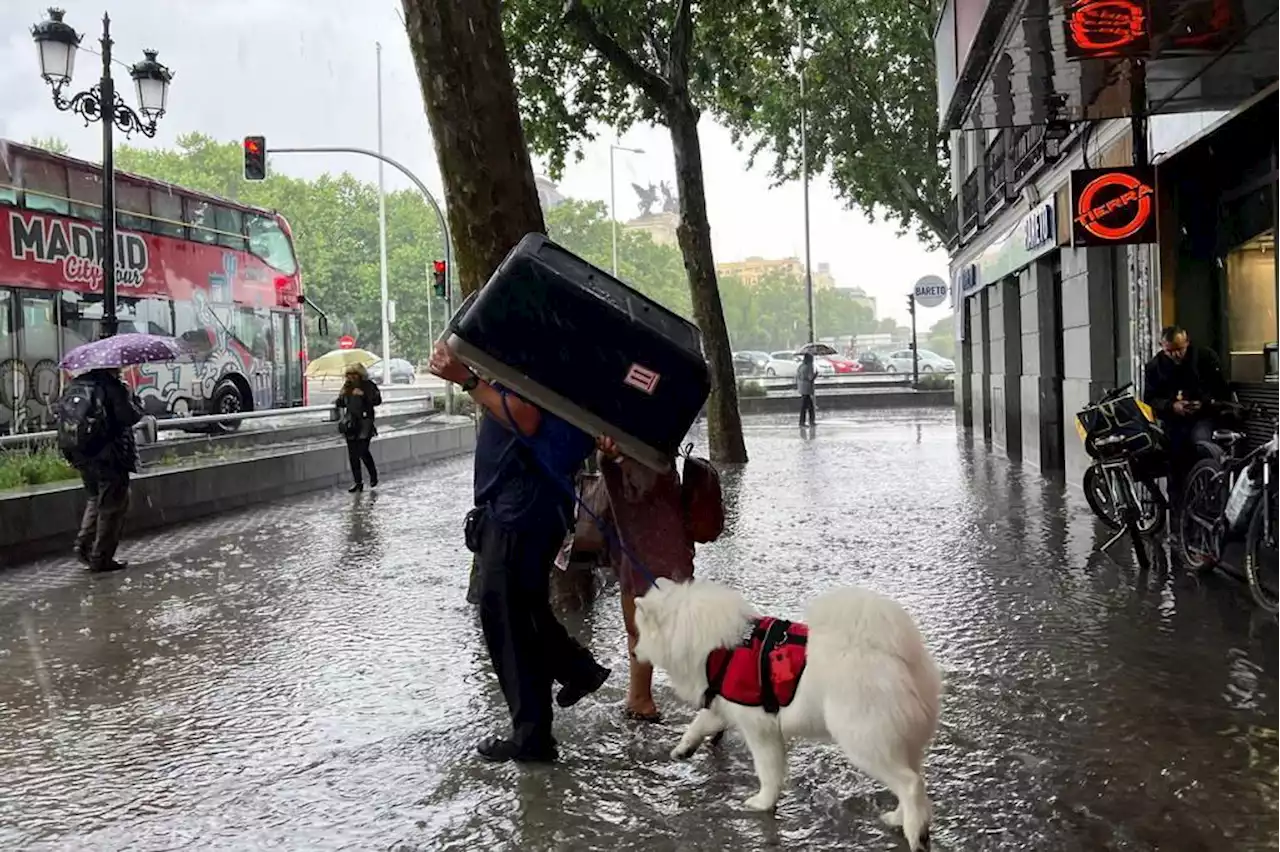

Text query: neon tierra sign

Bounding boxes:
[1067,0,1147,55]
[1074,170,1154,242]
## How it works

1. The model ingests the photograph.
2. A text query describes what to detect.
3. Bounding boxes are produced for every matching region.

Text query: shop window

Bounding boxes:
[18,155,69,216]
[1225,230,1277,380]
[150,189,185,239]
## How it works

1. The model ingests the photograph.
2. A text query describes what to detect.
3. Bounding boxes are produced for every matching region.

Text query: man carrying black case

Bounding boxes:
[430,341,610,763]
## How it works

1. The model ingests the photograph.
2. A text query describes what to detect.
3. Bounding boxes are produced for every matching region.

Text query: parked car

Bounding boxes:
[733,350,771,376]
[764,351,835,379]
[856,351,888,373]
[882,348,955,374]
[798,342,861,374]
[368,358,416,384]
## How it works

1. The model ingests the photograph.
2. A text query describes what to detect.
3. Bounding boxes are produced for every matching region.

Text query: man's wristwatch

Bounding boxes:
[460,372,480,393]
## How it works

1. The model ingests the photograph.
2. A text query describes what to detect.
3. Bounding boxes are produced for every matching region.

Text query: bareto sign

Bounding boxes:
[337,335,356,350]
[1070,166,1157,247]
[913,274,948,309]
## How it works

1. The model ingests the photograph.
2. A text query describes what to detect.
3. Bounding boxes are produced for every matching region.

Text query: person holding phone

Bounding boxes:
[1143,325,1230,505]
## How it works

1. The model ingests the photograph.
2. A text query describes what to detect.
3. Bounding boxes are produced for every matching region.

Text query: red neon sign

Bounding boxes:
[1065,0,1147,57]
[1070,167,1157,246]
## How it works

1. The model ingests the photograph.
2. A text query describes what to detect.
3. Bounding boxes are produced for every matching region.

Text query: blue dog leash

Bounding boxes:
[499,391,661,588]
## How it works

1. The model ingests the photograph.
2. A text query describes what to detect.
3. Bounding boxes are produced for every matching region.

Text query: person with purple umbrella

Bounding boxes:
[54,367,144,573]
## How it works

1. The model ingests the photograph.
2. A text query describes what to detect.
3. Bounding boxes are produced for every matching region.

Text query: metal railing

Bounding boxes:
[1010,124,1047,187]
[983,130,1009,214]
[0,394,437,449]
[960,170,982,235]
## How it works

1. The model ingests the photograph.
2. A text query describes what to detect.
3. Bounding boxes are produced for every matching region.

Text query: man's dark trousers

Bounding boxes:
[75,473,131,565]
[476,513,599,749]
[1165,416,1216,507]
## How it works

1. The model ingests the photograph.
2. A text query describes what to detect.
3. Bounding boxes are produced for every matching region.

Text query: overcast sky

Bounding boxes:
[3,0,949,327]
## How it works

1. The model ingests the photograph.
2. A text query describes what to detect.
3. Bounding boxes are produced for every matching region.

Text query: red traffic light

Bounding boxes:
[433,260,446,274]
[243,135,266,181]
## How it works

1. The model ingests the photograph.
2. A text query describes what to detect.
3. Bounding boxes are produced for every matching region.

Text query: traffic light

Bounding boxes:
[243,136,266,181]
[432,260,447,299]
[907,294,916,317]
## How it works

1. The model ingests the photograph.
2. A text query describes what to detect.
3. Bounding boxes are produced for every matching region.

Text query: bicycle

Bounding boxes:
[1180,421,1279,613]
[1076,384,1170,572]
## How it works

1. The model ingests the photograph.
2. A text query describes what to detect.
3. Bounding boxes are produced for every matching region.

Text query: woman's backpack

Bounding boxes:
[680,446,724,543]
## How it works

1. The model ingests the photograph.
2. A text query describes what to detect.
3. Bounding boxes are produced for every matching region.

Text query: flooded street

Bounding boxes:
[0,410,1275,851]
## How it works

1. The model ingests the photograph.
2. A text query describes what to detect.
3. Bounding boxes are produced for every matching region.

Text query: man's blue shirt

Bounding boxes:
[473,387,594,532]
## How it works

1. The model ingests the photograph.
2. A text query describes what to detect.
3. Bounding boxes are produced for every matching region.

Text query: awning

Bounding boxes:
[940,0,1278,131]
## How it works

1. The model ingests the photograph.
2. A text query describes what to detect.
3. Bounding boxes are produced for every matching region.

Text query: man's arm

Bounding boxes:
[367,381,383,407]
[1142,358,1172,415]
[107,383,143,429]
[428,341,540,436]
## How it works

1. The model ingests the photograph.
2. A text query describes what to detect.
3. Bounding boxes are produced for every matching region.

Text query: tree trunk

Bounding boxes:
[401,0,546,296]
[666,97,748,464]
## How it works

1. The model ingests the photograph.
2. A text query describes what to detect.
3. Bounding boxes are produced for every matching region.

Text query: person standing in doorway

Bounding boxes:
[797,352,818,427]
[56,368,143,573]
[336,363,382,492]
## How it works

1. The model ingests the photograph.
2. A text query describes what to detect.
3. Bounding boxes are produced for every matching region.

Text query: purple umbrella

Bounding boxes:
[59,333,187,373]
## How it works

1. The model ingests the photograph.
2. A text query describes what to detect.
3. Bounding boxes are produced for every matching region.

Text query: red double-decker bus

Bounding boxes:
[0,141,316,435]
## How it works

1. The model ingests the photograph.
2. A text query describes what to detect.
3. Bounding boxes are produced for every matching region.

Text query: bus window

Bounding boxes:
[216,206,247,251]
[0,290,14,434]
[116,180,152,233]
[0,156,16,207]
[247,214,298,275]
[184,198,219,245]
[68,169,102,222]
[18,155,69,216]
[17,290,59,429]
[150,189,185,238]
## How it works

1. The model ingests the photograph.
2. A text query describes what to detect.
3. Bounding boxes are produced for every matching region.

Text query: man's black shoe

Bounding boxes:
[73,547,90,566]
[87,559,128,574]
[556,663,611,708]
[476,736,557,763]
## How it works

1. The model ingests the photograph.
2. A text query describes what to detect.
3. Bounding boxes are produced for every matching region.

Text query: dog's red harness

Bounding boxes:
[703,617,809,714]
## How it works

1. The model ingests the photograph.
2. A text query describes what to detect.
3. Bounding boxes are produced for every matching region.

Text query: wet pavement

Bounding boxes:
[0,409,1275,851]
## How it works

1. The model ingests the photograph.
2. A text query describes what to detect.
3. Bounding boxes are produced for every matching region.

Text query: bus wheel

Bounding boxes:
[212,380,245,433]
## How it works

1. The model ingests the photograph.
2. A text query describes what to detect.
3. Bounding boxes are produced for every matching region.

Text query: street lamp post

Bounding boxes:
[609,144,644,277]
[31,8,173,340]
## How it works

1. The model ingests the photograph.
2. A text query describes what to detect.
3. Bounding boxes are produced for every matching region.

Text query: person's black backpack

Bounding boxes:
[56,378,110,464]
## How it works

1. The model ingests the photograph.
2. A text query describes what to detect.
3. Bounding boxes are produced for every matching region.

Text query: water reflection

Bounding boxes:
[0,413,1274,850]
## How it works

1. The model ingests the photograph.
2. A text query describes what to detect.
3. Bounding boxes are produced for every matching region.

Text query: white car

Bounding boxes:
[883,348,955,374]
[764,351,836,379]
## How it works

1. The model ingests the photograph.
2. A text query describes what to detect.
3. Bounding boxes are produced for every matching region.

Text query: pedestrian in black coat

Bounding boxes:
[335,363,382,492]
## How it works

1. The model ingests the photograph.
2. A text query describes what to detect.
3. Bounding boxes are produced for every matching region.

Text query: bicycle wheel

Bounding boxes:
[1178,459,1224,573]
[1084,466,1165,535]
[1083,465,1123,531]
[1244,495,1278,614]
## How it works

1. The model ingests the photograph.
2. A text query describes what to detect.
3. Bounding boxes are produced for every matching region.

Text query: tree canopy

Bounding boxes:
[15,134,882,363]
[718,0,951,247]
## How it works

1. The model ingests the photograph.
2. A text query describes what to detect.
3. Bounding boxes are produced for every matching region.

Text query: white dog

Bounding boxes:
[633,578,941,851]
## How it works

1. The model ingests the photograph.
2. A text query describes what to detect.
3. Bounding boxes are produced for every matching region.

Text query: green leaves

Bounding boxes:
[717,0,951,246]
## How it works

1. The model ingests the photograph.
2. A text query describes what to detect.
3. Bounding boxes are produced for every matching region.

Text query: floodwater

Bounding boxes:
[0,410,1275,851]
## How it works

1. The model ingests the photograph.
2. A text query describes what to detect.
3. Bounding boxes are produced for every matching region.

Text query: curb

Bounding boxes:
[0,422,476,569]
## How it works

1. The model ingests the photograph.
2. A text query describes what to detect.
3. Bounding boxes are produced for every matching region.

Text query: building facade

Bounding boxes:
[935,0,1278,482]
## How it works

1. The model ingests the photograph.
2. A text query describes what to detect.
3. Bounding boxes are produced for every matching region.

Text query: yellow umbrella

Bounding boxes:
[305,347,379,378]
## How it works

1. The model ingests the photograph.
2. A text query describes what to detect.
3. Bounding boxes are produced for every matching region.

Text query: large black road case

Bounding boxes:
[443,233,710,471]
